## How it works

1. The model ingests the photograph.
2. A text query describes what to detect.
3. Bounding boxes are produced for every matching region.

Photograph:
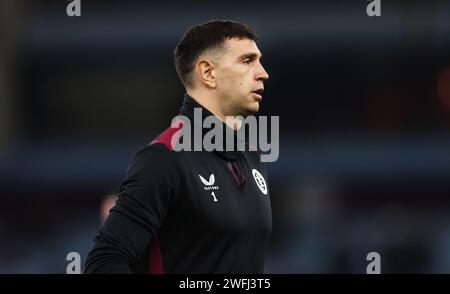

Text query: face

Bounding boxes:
[214,38,269,117]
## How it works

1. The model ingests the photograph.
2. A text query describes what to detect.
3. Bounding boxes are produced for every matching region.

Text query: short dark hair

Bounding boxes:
[174,20,258,88]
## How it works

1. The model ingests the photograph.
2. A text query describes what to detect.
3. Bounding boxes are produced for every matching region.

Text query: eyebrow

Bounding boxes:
[237,52,262,61]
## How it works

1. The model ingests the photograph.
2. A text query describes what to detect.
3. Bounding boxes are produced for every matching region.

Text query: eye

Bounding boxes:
[243,58,252,64]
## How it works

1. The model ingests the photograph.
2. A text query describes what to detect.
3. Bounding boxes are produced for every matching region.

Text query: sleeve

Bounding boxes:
[84,143,179,274]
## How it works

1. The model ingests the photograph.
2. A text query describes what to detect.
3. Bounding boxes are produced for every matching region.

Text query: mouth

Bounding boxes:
[251,88,264,101]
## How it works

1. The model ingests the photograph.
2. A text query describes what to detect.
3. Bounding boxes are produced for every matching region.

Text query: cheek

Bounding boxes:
[219,67,248,92]
[224,68,248,87]
[234,73,248,89]
[222,75,242,91]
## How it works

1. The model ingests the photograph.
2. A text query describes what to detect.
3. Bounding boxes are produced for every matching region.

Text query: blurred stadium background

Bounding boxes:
[1,0,450,273]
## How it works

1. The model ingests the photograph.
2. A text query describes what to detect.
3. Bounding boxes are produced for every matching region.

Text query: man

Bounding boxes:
[85,20,271,274]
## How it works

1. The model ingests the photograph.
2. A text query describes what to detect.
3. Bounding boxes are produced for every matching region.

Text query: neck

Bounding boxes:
[186,89,242,130]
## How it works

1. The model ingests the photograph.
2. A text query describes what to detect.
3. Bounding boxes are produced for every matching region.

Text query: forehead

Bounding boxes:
[222,38,262,58]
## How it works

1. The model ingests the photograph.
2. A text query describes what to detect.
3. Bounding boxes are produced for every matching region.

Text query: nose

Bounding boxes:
[255,62,269,82]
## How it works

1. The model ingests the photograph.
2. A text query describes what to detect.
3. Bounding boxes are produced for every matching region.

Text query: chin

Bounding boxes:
[240,103,259,117]
[250,101,260,113]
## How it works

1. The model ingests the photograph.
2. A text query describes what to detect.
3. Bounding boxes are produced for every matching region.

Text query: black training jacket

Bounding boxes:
[84,94,272,274]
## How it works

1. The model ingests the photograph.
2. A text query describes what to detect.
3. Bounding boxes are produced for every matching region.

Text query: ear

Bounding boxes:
[195,59,216,88]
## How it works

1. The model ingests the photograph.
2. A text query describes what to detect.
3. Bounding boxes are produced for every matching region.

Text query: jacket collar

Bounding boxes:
[179,94,246,161]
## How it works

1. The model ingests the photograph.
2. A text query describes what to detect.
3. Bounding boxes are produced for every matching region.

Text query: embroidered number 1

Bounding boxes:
[211,191,218,202]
